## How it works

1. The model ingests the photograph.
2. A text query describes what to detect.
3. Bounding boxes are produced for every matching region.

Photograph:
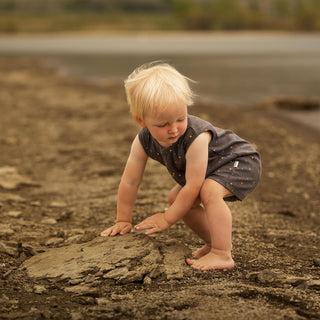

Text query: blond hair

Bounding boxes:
[124,62,194,121]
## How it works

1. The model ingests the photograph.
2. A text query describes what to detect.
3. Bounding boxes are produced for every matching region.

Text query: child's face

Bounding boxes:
[140,102,188,148]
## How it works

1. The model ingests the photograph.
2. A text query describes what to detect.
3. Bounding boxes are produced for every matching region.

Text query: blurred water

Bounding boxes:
[1,33,320,129]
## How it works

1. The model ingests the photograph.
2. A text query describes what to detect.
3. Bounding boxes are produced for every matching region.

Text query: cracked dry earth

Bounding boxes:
[0,57,319,320]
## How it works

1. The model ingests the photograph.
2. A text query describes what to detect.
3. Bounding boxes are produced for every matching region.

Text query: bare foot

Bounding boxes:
[186,249,235,270]
[192,244,211,259]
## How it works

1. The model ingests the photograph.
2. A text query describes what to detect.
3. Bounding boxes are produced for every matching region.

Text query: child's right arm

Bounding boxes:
[100,135,148,237]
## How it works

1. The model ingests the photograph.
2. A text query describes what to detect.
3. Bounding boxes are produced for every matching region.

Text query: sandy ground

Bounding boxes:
[0,57,319,320]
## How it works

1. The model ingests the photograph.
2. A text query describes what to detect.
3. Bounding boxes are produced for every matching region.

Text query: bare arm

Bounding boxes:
[101,135,148,236]
[135,132,211,234]
[164,132,210,223]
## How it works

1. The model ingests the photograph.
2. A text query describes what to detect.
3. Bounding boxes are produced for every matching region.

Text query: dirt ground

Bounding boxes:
[0,57,319,320]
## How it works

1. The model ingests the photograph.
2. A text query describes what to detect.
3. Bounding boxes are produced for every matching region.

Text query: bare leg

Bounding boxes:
[186,179,235,270]
[182,206,212,258]
[169,185,212,259]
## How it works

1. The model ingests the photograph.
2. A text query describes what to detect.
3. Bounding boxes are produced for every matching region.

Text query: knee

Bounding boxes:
[200,179,232,208]
[200,187,222,208]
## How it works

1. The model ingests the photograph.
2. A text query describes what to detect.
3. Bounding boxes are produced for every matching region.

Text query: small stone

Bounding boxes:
[143,276,152,285]
[34,285,47,294]
[80,231,96,242]
[0,224,14,237]
[305,279,320,290]
[58,210,73,221]
[6,211,23,218]
[303,192,310,200]
[70,312,84,320]
[0,193,26,202]
[45,237,64,246]
[40,218,57,225]
[64,285,99,296]
[66,235,83,244]
[0,240,18,256]
[30,201,41,207]
[49,201,67,208]
[256,269,287,284]
[313,258,320,267]
[0,166,40,189]
[96,297,110,306]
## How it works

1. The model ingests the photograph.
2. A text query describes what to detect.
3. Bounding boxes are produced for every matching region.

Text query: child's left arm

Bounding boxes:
[135,132,211,235]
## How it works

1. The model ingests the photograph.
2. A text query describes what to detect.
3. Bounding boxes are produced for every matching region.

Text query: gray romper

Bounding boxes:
[138,115,261,201]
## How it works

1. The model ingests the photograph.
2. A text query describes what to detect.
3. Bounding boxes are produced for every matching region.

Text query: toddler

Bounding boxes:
[101,63,261,270]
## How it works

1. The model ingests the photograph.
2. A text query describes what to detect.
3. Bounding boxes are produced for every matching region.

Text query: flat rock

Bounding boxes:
[0,240,18,256]
[0,224,14,237]
[0,166,40,190]
[0,193,26,203]
[6,211,23,218]
[21,233,191,283]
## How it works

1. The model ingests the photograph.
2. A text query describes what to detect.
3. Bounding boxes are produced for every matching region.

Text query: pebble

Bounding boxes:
[96,297,111,306]
[49,201,67,208]
[58,210,73,221]
[0,193,26,202]
[0,240,18,256]
[0,166,39,189]
[313,258,320,267]
[305,279,320,290]
[30,201,41,207]
[33,285,47,294]
[0,224,14,236]
[143,276,152,285]
[64,285,99,296]
[70,312,84,320]
[45,237,65,246]
[40,218,57,225]
[6,211,23,218]
[66,235,83,244]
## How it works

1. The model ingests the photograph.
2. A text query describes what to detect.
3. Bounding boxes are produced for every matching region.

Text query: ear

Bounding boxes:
[135,116,146,127]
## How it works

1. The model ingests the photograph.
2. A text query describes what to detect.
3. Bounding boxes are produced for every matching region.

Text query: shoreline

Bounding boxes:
[1,32,320,55]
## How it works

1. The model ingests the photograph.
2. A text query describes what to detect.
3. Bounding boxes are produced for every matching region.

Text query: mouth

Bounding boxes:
[168,136,178,141]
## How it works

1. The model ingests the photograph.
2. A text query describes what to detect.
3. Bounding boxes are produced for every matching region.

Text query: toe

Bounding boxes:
[186,258,195,265]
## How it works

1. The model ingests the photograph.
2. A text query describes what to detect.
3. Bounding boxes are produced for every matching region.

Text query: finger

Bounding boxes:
[135,221,152,230]
[145,227,158,235]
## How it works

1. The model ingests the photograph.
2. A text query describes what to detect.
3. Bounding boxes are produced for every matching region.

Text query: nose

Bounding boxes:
[168,123,178,134]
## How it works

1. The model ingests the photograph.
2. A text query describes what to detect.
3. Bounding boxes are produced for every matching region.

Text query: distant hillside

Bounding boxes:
[0,0,319,32]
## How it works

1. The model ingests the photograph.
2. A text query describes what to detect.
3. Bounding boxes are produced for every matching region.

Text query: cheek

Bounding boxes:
[160,128,169,136]
[154,127,167,138]
[178,122,187,132]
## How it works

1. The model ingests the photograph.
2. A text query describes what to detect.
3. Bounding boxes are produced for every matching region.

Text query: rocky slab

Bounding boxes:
[21,233,192,284]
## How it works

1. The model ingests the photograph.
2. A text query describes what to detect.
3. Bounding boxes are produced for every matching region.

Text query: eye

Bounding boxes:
[157,123,167,128]
[177,117,185,122]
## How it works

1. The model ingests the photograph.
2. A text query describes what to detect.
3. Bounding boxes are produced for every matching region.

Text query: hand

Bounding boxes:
[100,222,132,237]
[135,213,171,235]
